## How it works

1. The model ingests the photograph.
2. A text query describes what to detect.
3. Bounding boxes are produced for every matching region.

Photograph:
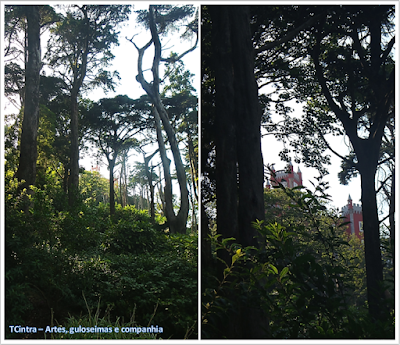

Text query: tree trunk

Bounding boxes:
[209,5,268,338]
[346,112,388,318]
[133,6,190,234]
[109,159,116,215]
[119,170,123,206]
[153,107,176,231]
[389,168,395,268]
[201,203,212,267]
[63,164,69,193]
[153,102,189,234]
[144,153,157,221]
[209,6,239,252]
[124,156,128,206]
[149,167,155,220]
[16,5,41,190]
[68,90,80,206]
[190,189,197,233]
[68,7,89,206]
[188,133,198,200]
[120,151,128,207]
[359,163,385,318]
[231,7,265,248]
[158,166,165,216]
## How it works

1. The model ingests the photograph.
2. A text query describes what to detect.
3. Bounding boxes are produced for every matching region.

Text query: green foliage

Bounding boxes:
[4,111,22,172]
[46,5,131,92]
[135,5,196,36]
[5,171,74,328]
[202,180,394,339]
[102,205,166,255]
[5,170,197,339]
[79,170,109,206]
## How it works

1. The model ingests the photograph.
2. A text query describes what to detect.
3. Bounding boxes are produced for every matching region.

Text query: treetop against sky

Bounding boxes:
[2,3,200,183]
[2,3,393,216]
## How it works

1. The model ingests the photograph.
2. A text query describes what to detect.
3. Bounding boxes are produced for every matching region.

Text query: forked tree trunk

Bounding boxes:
[132,6,191,234]
[312,23,394,318]
[152,102,189,234]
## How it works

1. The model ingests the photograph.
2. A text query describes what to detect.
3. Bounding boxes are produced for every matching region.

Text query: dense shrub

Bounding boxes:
[5,173,197,339]
[102,205,167,255]
[202,181,394,339]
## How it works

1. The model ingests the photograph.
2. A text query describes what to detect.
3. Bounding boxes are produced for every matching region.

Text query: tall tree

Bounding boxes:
[309,7,394,319]
[37,76,72,191]
[128,5,198,234]
[202,5,266,338]
[4,5,58,109]
[207,4,265,254]
[46,5,131,205]
[260,5,395,319]
[5,5,58,186]
[165,64,198,193]
[84,95,148,215]
[201,4,343,338]
[162,62,199,229]
[15,6,41,190]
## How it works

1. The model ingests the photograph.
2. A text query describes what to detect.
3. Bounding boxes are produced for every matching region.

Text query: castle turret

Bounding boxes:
[297,167,302,185]
[341,194,363,239]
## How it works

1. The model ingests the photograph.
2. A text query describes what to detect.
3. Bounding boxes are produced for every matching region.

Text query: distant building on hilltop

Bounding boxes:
[266,161,303,189]
[265,162,363,240]
[91,165,100,173]
[341,194,363,240]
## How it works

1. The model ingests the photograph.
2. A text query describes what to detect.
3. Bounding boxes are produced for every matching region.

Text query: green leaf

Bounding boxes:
[221,237,236,246]
[231,248,242,265]
[223,267,231,277]
[280,266,289,279]
[269,264,278,275]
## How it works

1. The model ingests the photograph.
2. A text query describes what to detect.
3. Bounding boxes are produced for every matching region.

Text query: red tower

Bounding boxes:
[341,194,363,239]
[267,162,303,189]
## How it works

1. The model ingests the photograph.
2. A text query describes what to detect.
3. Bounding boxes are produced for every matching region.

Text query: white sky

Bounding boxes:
[261,110,362,213]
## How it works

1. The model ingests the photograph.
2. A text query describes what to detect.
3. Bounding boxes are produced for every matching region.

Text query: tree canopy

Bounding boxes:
[201,4,395,338]
[4,4,198,340]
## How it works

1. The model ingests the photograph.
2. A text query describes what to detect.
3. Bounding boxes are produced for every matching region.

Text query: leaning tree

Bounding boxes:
[128,5,198,234]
